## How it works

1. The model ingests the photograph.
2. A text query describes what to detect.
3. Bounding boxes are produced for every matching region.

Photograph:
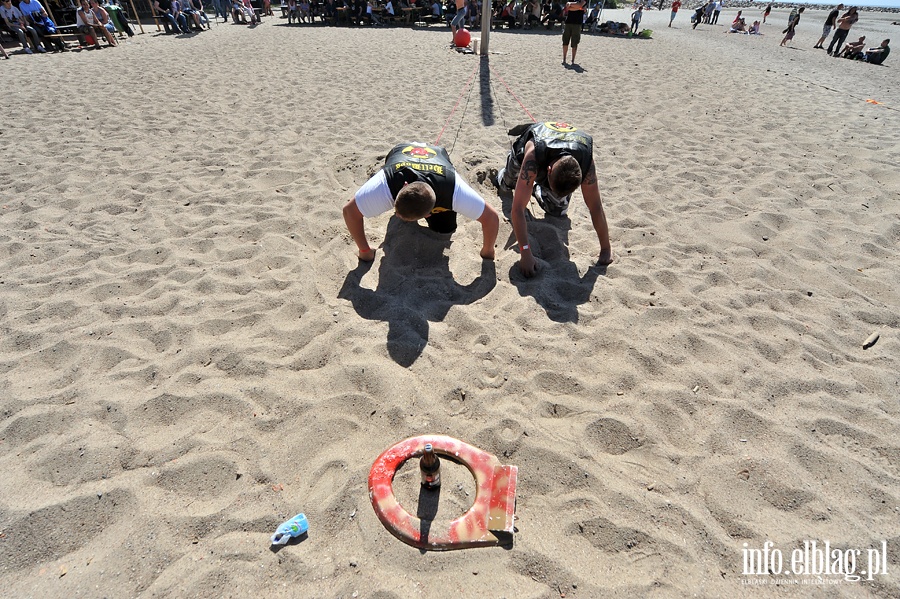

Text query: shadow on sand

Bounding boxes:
[339,217,496,366]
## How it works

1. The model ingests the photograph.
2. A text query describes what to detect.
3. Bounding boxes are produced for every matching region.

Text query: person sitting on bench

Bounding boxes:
[18,0,66,51]
[76,0,115,46]
[154,0,186,33]
[1,0,47,53]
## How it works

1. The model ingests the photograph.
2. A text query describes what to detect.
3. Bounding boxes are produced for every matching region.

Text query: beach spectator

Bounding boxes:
[467,0,479,28]
[827,6,858,56]
[18,0,67,51]
[184,0,211,29]
[525,0,540,28]
[212,0,228,20]
[367,0,381,24]
[814,4,843,49]
[691,3,703,29]
[780,6,802,47]
[300,0,311,21]
[154,0,182,32]
[840,35,865,58]
[584,1,598,30]
[238,0,260,23]
[763,3,770,23]
[90,0,120,42]
[787,5,798,27]
[1,0,46,53]
[450,0,465,43]
[731,10,741,26]
[76,0,108,46]
[343,142,500,262]
[861,39,890,64]
[729,17,746,33]
[711,0,721,25]
[630,4,641,34]
[323,0,336,20]
[703,0,712,24]
[543,1,562,29]
[104,1,136,36]
[748,20,760,34]
[668,0,679,27]
[562,0,584,63]
[171,0,191,32]
[496,121,612,276]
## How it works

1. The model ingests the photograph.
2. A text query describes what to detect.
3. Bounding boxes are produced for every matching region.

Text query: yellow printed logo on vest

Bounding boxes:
[430,207,451,214]
[545,122,577,133]
[401,146,438,160]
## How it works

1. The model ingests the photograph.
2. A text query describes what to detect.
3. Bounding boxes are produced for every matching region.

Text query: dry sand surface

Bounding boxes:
[1,6,899,598]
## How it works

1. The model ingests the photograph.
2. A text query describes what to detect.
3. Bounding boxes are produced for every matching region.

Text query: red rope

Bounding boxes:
[435,62,480,145]
[487,64,537,124]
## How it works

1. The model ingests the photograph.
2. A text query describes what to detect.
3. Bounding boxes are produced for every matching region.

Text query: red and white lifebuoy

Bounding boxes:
[368,435,518,550]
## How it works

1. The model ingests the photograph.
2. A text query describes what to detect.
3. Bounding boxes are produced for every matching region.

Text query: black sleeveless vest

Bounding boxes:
[510,122,593,188]
[383,143,456,214]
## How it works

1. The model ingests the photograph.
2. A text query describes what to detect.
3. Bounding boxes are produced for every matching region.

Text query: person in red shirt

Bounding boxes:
[669,0,680,27]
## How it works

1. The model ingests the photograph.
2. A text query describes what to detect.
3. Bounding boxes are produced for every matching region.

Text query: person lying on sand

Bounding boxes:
[343,142,499,262]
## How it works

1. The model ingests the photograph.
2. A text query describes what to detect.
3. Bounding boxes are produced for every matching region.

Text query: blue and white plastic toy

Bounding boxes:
[271,513,309,545]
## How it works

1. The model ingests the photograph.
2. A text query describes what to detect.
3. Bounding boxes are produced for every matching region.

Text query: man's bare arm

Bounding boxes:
[581,161,613,265]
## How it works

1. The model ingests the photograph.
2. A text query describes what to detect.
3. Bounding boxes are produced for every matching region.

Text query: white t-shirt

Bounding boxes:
[354,170,486,221]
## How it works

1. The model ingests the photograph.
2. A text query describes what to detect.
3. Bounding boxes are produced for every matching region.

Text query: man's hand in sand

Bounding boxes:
[518,249,538,277]
[581,162,613,265]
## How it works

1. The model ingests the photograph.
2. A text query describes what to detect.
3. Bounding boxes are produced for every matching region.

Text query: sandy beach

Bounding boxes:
[1,6,899,597]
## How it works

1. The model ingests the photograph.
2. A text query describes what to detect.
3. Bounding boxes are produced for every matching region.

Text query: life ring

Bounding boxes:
[368,435,518,550]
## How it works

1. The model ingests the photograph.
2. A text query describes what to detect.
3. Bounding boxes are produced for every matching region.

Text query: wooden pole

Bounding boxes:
[129,0,145,33]
[480,0,489,54]
[45,0,58,23]
[148,0,161,30]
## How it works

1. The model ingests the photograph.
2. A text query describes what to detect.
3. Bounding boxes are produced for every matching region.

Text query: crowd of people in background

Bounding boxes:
[0,0,891,65]
[1,0,135,55]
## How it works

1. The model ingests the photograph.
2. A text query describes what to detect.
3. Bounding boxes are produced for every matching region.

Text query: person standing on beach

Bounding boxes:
[780,6,802,47]
[827,7,859,56]
[669,0,680,27]
[562,0,585,64]
[495,122,613,277]
[630,5,642,34]
[711,0,721,25]
[692,3,704,29]
[814,4,843,49]
[343,143,499,262]
[449,0,466,45]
